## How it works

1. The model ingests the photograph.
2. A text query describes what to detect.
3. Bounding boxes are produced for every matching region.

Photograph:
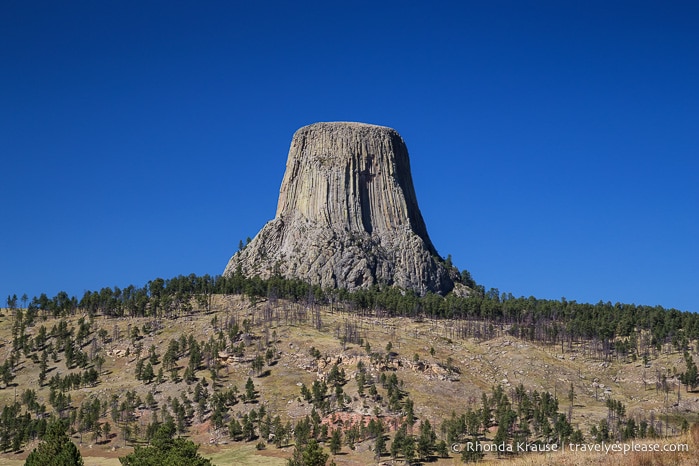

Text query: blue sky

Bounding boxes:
[2,1,697,312]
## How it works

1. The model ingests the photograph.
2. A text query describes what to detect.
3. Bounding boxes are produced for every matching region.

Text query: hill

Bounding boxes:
[1,280,698,465]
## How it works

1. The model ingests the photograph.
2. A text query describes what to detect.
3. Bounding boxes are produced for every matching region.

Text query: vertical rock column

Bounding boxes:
[224,121,457,295]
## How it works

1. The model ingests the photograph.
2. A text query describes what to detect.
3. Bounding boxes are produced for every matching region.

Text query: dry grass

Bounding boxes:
[478,425,699,466]
[203,442,287,465]
[1,298,698,465]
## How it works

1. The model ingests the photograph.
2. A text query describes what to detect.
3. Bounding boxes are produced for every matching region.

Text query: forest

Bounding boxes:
[8,269,699,357]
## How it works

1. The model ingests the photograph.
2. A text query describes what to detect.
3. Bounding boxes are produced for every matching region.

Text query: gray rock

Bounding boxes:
[224,121,458,295]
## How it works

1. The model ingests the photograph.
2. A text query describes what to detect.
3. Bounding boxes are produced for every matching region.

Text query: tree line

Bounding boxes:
[6,271,699,355]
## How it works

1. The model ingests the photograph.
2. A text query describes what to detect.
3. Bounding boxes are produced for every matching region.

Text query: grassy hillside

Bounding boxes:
[0,293,698,465]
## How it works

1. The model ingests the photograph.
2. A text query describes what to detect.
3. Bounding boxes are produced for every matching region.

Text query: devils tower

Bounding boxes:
[224,122,457,295]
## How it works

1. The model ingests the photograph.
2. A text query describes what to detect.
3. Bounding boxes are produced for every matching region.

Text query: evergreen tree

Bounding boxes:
[461,437,485,463]
[38,350,48,386]
[252,354,265,375]
[119,421,212,466]
[287,439,328,466]
[329,428,342,455]
[142,362,155,384]
[681,352,698,391]
[103,422,111,442]
[25,420,84,466]
[480,392,492,432]
[374,428,386,460]
[401,435,416,464]
[435,439,449,458]
[229,418,243,441]
[391,424,407,459]
[417,419,436,460]
[245,377,257,401]
[242,414,256,441]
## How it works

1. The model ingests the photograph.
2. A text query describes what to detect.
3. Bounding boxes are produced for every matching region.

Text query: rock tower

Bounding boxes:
[224,122,457,295]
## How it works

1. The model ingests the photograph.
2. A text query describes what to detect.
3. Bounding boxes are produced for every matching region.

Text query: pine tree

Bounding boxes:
[681,352,698,392]
[229,418,243,441]
[287,439,329,466]
[329,428,342,455]
[245,377,256,401]
[119,421,212,466]
[39,350,48,386]
[142,362,155,384]
[401,435,415,464]
[417,419,436,460]
[461,437,485,463]
[374,428,386,460]
[25,420,84,466]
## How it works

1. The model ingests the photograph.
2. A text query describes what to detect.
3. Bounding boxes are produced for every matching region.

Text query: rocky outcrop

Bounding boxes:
[224,122,458,295]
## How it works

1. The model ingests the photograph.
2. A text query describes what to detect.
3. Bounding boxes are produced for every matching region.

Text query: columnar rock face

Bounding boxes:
[224,122,457,295]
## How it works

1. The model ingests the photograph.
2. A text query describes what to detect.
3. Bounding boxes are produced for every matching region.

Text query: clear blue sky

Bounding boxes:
[2,1,697,312]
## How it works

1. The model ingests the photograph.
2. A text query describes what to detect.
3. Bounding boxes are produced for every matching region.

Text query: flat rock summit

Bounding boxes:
[224,122,458,295]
